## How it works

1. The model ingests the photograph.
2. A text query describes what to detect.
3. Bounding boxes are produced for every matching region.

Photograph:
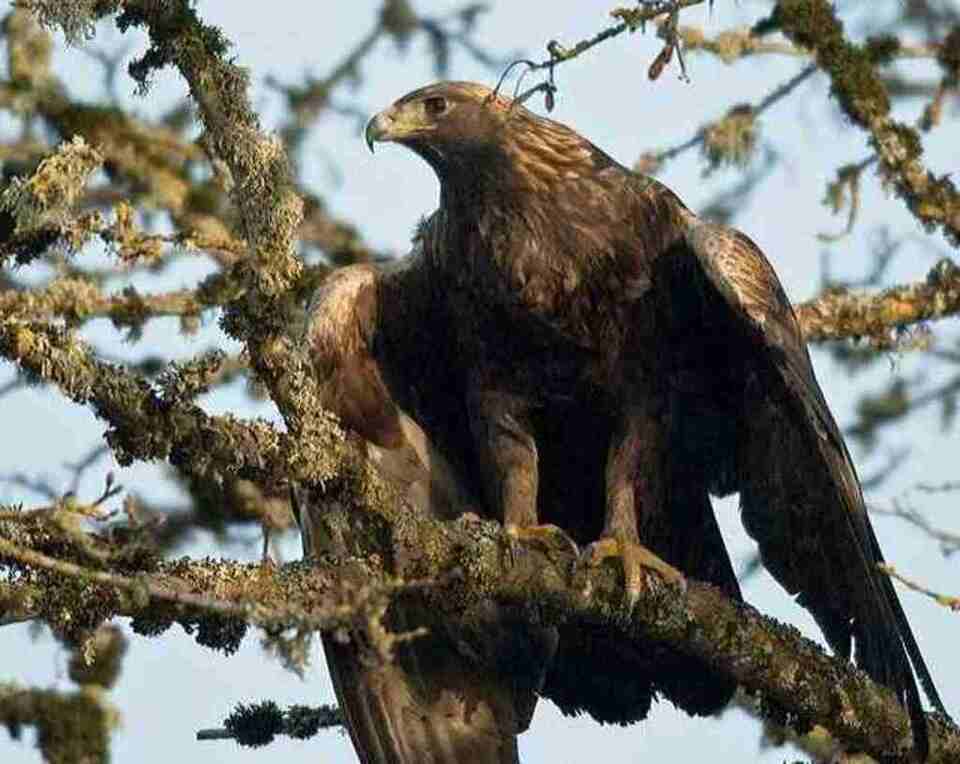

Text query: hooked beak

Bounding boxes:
[365,109,395,153]
[365,103,434,153]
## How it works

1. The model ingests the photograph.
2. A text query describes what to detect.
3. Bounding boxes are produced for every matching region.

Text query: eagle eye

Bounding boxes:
[423,96,448,117]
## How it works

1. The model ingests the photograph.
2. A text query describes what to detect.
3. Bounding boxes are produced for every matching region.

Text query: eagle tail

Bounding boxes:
[294,481,549,764]
[322,629,524,764]
[864,521,946,719]
[739,388,948,759]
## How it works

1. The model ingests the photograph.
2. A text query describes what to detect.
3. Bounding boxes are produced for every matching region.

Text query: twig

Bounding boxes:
[916,481,960,494]
[574,2,706,63]
[880,563,960,611]
[504,0,708,101]
[871,500,960,556]
[195,728,235,740]
[650,63,817,166]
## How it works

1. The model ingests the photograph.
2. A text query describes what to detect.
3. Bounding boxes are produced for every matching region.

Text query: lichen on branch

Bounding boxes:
[2,484,959,762]
[796,258,960,347]
[0,319,347,489]
[771,0,960,244]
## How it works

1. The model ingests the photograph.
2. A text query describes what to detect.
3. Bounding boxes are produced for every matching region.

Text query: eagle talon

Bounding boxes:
[580,536,686,609]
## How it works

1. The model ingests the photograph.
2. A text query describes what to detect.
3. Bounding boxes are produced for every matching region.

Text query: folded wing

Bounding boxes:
[296,259,553,764]
[671,207,945,757]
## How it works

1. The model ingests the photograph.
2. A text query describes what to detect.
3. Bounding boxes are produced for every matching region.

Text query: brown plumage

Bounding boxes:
[353,80,948,757]
[296,252,557,764]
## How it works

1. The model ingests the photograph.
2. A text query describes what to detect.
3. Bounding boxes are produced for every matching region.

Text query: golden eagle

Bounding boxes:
[356,82,943,755]
[299,83,943,764]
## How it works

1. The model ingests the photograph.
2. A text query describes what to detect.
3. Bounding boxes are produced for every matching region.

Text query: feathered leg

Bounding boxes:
[581,395,686,607]
[467,387,577,556]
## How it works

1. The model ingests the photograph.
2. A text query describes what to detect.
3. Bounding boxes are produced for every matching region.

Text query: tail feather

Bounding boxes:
[866,521,948,718]
[322,630,522,764]
[738,385,945,759]
[294,483,545,764]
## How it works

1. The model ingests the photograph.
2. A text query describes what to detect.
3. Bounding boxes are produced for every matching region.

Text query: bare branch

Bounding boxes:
[543,1,707,71]
[872,500,960,557]
[639,63,817,172]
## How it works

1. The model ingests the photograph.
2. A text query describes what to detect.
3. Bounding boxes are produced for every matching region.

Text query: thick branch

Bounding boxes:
[2,495,958,762]
[0,319,348,488]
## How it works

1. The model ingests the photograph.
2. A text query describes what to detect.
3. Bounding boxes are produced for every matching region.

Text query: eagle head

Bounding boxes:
[366,81,617,201]
[366,81,546,183]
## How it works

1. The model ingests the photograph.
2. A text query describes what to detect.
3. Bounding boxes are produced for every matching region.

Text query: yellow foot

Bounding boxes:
[580,536,686,609]
[505,523,579,564]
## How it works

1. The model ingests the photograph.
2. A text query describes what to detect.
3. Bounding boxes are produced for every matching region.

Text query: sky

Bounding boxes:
[1,1,958,762]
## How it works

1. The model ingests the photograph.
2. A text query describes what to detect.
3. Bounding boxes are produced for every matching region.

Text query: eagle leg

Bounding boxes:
[467,388,540,518]
[586,396,682,607]
[467,387,555,567]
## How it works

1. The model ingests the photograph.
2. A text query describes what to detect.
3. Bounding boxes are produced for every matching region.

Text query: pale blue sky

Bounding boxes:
[1,2,958,762]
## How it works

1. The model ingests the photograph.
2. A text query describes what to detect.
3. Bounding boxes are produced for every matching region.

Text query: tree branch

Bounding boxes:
[773,0,960,244]
[881,564,960,612]
[2,490,958,761]
[538,1,706,70]
[795,258,960,347]
[0,319,349,490]
[674,21,943,65]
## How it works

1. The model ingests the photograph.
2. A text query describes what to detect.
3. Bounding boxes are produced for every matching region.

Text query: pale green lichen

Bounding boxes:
[1,136,102,232]
[701,105,758,173]
[3,9,53,89]
[0,683,118,764]
[15,0,114,43]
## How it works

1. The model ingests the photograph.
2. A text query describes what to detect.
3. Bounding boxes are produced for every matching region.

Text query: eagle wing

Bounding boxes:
[302,262,461,516]
[297,258,552,764]
[673,207,945,755]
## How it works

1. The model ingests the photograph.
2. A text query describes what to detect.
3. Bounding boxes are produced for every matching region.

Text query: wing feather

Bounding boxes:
[677,208,946,755]
[298,259,553,763]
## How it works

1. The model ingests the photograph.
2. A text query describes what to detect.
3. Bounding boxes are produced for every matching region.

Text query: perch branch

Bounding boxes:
[1,493,958,762]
